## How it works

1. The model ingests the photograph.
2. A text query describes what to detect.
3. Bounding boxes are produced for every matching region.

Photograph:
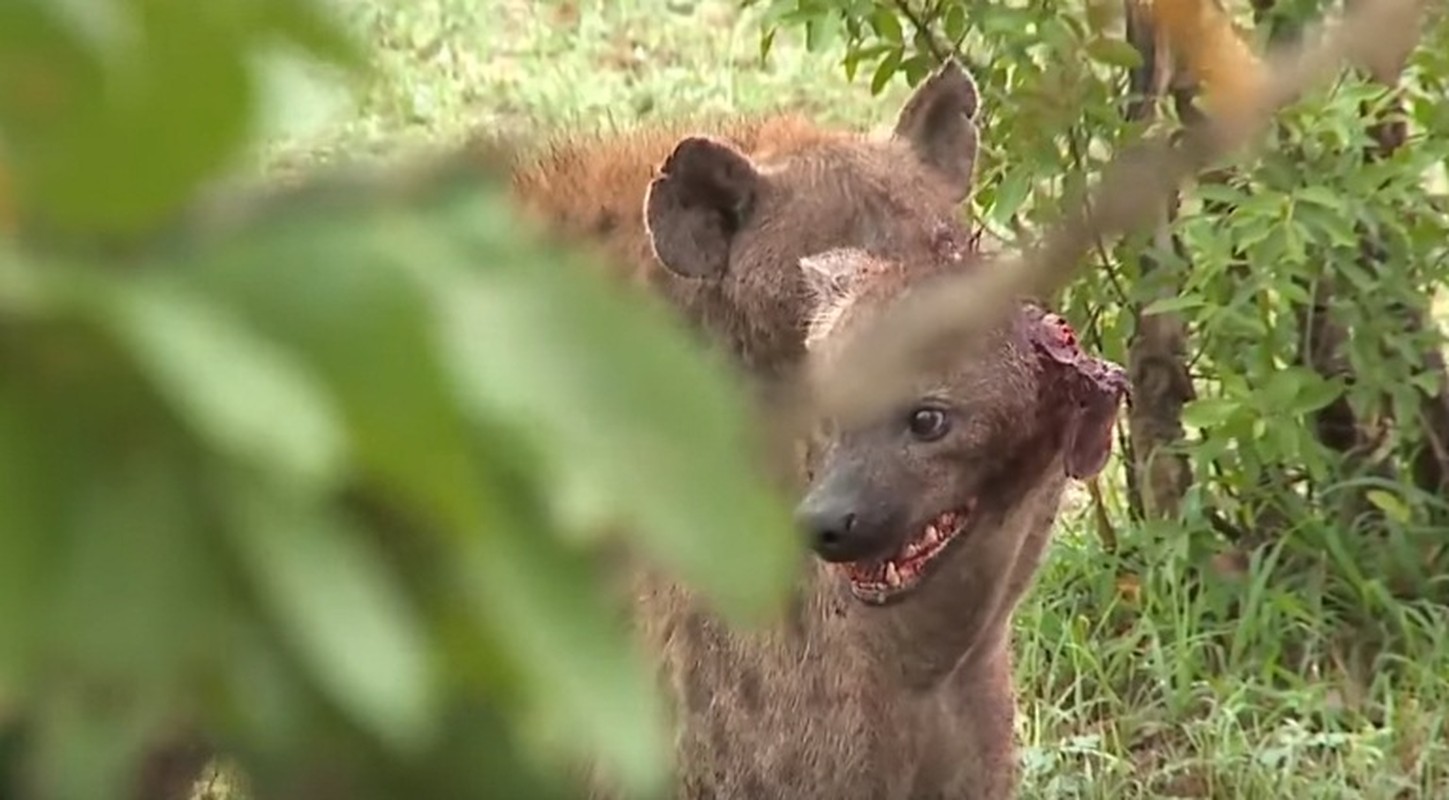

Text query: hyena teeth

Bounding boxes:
[925,525,941,544]
[885,562,902,587]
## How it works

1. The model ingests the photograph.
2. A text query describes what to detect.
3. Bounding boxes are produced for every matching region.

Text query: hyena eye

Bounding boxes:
[907,407,951,442]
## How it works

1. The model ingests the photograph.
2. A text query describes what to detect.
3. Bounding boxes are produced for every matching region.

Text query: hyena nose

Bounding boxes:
[795,502,872,563]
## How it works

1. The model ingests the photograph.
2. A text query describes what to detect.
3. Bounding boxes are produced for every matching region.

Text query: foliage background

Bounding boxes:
[3,0,1449,798]
[748,0,1449,796]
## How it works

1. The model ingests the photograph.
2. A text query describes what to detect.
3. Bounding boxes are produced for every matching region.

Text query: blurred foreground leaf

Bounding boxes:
[224,482,438,754]
[423,193,801,622]
[0,0,364,237]
[0,0,806,794]
[101,277,349,491]
[0,6,800,794]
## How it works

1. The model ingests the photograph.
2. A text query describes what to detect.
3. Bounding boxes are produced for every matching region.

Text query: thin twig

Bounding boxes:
[892,0,948,64]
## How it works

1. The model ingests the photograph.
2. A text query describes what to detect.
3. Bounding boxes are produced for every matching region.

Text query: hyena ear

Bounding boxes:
[892,58,981,203]
[644,136,763,279]
[1026,308,1130,480]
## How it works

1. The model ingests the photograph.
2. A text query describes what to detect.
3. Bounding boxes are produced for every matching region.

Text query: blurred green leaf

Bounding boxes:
[1262,368,1308,410]
[871,46,902,95]
[459,486,669,800]
[49,441,218,685]
[1142,295,1205,316]
[1289,375,1345,416]
[805,10,840,53]
[0,384,50,690]
[225,481,438,754]
[0,0,362,235]
[1181,398,1240,429]
[423,196,800,625]
[1295,185,1346,210]
[900,51,933,86]
[31,690,160,800]
[1366,489,1413,525]
[989,169,1031,228]
[190,208,490,534]
[870,8,903,45]
[99,275,348,491]
[1195,183,1244,207]
[1085,37,1142,69]
[1411,371,1443,397]
[942,4,968,45]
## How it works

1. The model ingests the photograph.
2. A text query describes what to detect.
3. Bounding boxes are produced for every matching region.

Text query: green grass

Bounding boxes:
[249,0,912,175]
[203,0,1449,797]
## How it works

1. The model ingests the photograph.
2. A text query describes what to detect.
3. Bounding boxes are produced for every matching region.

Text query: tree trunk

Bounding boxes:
[1123,0,1195,520]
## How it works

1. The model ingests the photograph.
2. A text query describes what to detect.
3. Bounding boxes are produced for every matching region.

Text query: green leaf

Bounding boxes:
[4,1,252,234]
[1230,211,1278,253]
[459,492,668,799]
[1194,183,1244,208]
[989,169,1031,228]
[1289,375,1344,416]
[1295,185,1345,210]
[1277,219,1308,265]
[20,407,223,800]
[870,8,904,45]
[225,482,438,754]
[1262,367,1308,410]
[50,436,223,682]
[1411,371,1443,397]
[0,0,363,236]
[804,12,839,53]
[426,204,800,624]
[943,4,968,45]
[871,46,903,96]
[99,275,348,491]
[1181,397,1240,429]
[192,208,490,534]
[900,52,934,86]
[0,383,52,690]
[1366,489,1412,525]
[1085,37,1142,69]
[30,690,161,800]
[1142,295,1205,316]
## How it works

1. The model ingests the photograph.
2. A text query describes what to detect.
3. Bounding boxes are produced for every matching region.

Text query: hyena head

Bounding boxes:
[793,248,1128,608]
[640,60,982,376]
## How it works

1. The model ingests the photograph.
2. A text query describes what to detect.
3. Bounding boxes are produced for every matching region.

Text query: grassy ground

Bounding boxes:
[214,0,1449,797]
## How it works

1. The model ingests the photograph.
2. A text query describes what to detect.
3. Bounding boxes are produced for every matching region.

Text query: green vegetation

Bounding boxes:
[748,0,1449,796]
[3,0,1447,798]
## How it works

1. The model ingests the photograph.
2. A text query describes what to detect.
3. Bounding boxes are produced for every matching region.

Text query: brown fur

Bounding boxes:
[505,60,981,381]
[508,114,838,278]
[602,250,1128,800]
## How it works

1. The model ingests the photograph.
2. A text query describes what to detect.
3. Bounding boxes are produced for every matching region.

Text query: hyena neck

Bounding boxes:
[809,461,1069,691]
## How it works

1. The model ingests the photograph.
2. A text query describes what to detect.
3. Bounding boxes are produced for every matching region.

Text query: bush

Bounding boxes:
[751,0,1449,611]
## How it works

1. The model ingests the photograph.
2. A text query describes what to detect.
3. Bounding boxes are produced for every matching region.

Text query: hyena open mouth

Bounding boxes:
[838,500,977,604]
